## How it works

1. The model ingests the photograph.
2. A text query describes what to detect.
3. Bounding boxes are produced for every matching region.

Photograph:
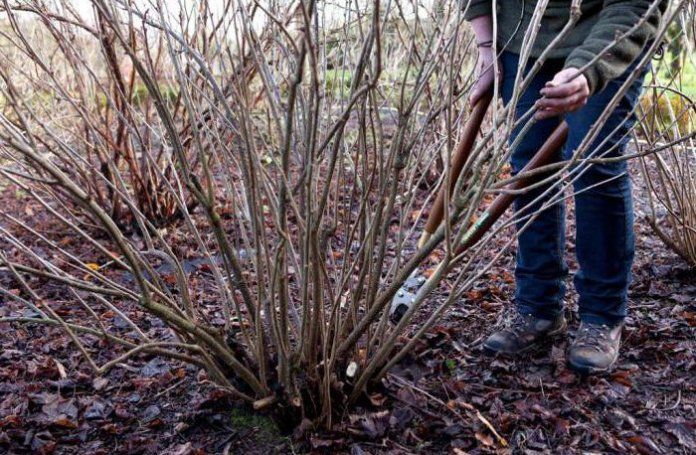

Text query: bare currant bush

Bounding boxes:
[0,2,213,230]
[638,9,696,265]
[0,0,692,430]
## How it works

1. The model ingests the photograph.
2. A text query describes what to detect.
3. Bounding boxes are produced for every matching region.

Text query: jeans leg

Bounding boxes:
[501,52,568,320]
[564,64,647,326]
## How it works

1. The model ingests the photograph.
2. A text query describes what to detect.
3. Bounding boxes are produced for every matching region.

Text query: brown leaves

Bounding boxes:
[395,386,426,409]
[610,369,634,389]
[162,442,206,455]
[422,267,438,279]
[0,153,692,455]
[367,392,386,407]
[0,414,22,429]
[681,310,696,326]
[625,434,662,454]
[348,410,391,439]
[31,393,78,428]
[25,356,62,380]
[92,377,109,391]
[52,417,79,429]
[663,421,696,451]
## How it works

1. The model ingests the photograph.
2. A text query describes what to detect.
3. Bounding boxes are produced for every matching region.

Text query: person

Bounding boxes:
[463,0,665,374]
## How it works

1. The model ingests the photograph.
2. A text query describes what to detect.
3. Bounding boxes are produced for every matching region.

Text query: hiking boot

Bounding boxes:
[483,312,566,356]
[568,322,623,374]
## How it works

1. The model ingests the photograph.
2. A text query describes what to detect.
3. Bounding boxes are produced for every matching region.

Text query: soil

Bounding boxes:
[0,160,694,454]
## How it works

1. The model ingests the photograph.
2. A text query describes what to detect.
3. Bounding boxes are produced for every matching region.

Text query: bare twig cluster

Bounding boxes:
[638,4,696,265]
[0,0,691,430]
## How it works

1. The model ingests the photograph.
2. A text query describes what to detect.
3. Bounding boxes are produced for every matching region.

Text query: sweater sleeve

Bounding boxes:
[563,0,666,95]
[462,0,492,20]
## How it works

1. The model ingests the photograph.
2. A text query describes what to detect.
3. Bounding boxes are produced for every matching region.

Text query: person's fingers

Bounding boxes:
[534,67,588,119]
[535,108,566,120]
[471,78,492,104]
[540,79,584,98]
[542,70,589,99]
[536,91,585,109]
[470,85,484,105]
[469,57,498,105]
[535,107,561,120]
[470,72,489,104]
[535,99,586,119]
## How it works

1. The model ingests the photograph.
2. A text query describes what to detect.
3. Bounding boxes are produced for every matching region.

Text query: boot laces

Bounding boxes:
[505,312,537,337]
[576,323,609,350]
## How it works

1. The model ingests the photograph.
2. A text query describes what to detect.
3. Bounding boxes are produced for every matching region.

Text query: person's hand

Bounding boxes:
[535,68,590,120]
[470,46,501,106]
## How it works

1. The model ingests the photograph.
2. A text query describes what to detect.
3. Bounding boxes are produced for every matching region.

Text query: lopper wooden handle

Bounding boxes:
[456,120,569,255]
[419,90,494,248]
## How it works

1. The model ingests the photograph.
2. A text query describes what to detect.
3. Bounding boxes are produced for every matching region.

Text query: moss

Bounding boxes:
[639,92,694,140]
[132,83,179,106]
[230,407,280,443]
[324,68,352,94]
[97,92,108,109]
[29,90,56,107]
[96,83,179,109]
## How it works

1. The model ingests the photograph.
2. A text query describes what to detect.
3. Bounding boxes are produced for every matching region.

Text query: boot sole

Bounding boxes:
[483,319,567,357]
[567,352,619,376]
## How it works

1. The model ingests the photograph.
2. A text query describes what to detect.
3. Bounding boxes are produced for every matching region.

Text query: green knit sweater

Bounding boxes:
[463,0,666,94]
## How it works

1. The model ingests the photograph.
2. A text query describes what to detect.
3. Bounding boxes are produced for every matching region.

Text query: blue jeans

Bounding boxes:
[501,51,646,326]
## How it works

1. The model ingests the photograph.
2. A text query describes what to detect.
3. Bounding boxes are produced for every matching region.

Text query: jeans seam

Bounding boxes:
[556,200,564,302]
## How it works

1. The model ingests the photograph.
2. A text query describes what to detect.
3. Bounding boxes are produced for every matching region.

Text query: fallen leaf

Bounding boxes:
[93,377,109,391]
[37,393,78,424]
[554,417,570,436]
[664,421,696,451]
[141,358,170,378]
[626,435,662,455]
[101,423,121,435]
[53,359,67,379]
[85,400,107,420]
[368,393,386,407]
[52,417,78,429]
[423,267,437,279]
[475,431,494,447]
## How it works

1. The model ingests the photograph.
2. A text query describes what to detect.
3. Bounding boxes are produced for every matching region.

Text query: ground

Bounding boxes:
[0,160,694,454]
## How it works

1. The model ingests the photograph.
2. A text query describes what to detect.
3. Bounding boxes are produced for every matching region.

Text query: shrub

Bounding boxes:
[638,91,696,266]
[0,0,690,433]
[638,7,696,266]
[0,8,198,230]
[639,92,694,139]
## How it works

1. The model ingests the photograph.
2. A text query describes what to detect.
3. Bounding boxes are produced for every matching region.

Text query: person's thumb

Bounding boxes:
[470,84,483,105]
[547,68,574,87]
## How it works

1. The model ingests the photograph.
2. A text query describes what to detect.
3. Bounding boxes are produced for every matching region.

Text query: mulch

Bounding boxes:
[0,160,693,454]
